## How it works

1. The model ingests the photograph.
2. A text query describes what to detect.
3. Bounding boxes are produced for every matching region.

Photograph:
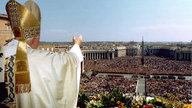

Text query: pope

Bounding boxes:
[0,0,83,108]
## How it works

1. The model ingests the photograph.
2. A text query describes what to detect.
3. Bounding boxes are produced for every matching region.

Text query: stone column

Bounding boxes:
[112,52,114,59]
[174,53,177,60]
[94,53,96,59]
[180,52,182,60]
[92,53,94,59]
[103,53,106,59]
[107,51,109,59]
[101,53,103,59]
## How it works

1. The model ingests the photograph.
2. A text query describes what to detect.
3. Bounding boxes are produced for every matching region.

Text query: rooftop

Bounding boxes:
[0,14,8,19]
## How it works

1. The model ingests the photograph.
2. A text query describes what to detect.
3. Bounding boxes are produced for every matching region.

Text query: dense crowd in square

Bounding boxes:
[83,56,191,104]
[146,79,192,104]
[84,56,191,75]
[80,76,137,94]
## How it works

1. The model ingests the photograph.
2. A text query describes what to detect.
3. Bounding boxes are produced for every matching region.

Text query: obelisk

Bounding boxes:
[141,36,144,66]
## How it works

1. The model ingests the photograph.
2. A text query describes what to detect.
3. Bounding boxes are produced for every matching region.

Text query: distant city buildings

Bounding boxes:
[147,44,192,61]
[37,43,140,59]
[36,41,192,61]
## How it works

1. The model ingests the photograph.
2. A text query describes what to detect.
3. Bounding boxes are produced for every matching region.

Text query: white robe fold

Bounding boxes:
[0,40,83,108]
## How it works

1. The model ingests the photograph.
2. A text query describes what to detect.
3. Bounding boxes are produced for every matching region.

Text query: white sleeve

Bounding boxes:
[69,44,83,62]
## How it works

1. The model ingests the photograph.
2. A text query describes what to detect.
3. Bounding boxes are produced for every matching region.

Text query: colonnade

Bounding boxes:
[81,50,115,73]
[126,48,138,56]
[175,51,191,61]
[83,51,115,60]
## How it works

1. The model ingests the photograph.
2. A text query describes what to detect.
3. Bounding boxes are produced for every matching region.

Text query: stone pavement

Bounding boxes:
[136,78,146,96]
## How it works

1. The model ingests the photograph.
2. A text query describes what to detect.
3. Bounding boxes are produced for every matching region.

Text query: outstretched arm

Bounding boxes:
[70,35,83,62]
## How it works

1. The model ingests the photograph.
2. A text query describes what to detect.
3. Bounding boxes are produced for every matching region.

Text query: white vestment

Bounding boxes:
[0,40,83,108]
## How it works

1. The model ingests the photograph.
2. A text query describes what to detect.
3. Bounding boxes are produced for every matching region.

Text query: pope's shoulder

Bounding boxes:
[27,48,70,59]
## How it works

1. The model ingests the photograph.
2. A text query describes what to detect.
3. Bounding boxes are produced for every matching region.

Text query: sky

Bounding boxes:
[0,0,192,42]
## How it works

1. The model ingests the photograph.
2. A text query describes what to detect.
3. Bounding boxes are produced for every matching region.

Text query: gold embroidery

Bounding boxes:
[16,61,27,71]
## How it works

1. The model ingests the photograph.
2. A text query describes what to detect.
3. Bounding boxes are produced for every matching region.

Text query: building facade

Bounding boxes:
[126,46,138,56]
[0,14,13,46]
[147,44,192,61]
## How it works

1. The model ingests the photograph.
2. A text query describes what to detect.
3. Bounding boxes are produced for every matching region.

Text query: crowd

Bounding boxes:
[80,76,137,94]
[83,56,191,103]
[84,56,191,75]
[146,79,192,104]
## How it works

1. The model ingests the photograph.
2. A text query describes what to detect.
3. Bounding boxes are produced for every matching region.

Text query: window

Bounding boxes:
[6,25,10,30]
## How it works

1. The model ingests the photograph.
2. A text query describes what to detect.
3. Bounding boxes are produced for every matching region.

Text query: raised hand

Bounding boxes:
[73,35,82,46]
